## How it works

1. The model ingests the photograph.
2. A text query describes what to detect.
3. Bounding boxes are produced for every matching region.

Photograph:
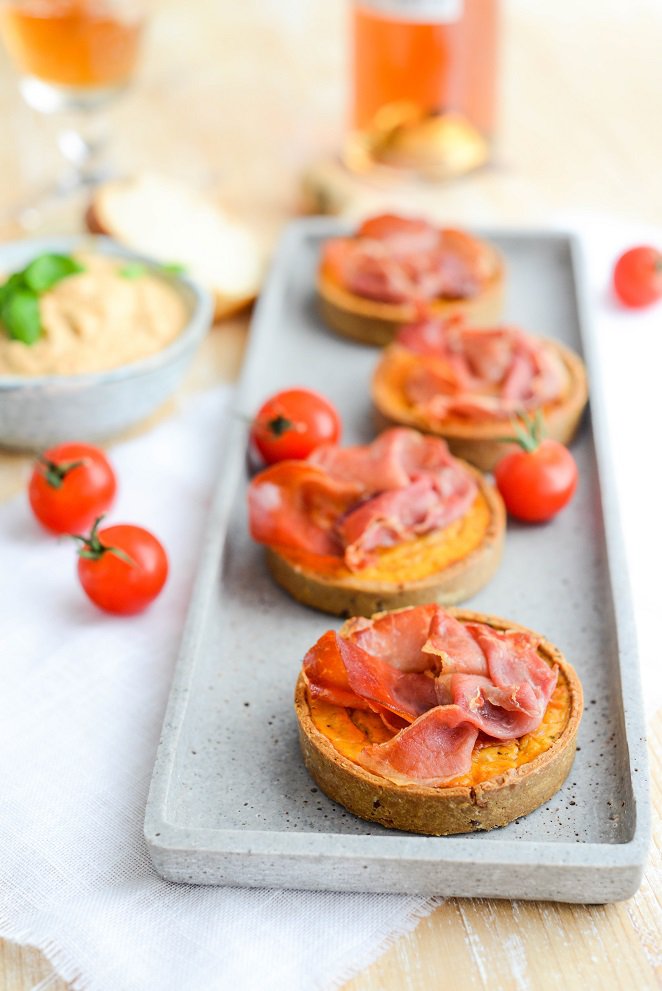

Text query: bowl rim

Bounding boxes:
[0,234,214,390]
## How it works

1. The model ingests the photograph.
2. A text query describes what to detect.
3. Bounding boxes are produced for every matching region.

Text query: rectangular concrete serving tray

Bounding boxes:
[145,220,650,902]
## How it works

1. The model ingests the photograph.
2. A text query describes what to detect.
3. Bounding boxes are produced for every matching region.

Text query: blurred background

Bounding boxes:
[0,3,660,989]
[0,0,660,237]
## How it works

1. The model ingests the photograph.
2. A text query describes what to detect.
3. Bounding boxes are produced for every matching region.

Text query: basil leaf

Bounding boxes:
[0,272,26,308]
[161,261,187,276]
[119,262,147,280]
[1,288,41,344]
[23,253,85,293]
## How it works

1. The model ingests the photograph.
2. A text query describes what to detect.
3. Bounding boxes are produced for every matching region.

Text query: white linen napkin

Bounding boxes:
[0,385,438,991]
[0,218,659,991]
[563,216,661,717]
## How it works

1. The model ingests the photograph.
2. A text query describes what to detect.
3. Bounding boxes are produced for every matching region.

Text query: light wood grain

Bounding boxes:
[1,0,661,989]
[3,714,659,991]
[0,942,63,991]
[345,714,662,991]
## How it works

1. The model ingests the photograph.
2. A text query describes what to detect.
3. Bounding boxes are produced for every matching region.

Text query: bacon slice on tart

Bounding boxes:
[317,214,504,347]
[295,605,582,835]
[248,427,505,617]
[372,317,589,471]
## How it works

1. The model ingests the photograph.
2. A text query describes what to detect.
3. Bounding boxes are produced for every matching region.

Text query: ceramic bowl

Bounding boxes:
[0,235,214,451]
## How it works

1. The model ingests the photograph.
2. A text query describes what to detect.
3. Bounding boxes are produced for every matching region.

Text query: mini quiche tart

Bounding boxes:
[248,427,505,617]
[372,316,588,471]
[295,605,582,835]
[317,214,504,347]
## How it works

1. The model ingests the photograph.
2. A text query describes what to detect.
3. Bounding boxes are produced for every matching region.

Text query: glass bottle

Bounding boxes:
[345,0,500,181]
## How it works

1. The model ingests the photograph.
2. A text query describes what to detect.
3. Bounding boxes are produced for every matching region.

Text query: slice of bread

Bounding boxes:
[295,608,583,835]
[87,173,264,321]
[317,243,504,347]
[372,339,589,472]
[265,464,505,617]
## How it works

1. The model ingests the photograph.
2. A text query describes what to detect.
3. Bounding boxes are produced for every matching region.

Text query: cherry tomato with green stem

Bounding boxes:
[613,246,662,308]
[494,414,578,523]
[28,442,117,534]
[73,518,168,615]
[251,388,342,464]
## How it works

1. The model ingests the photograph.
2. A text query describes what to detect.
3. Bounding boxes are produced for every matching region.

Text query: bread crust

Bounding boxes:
[265,465,505,617]
[86,201,256,323]
[317,246,504,347]
[295,609,583,835]
[372,339,589,472]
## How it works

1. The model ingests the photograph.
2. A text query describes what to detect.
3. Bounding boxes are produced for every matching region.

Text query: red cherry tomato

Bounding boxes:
[75,520,168,615]
[613,246,662,308]
[251,388,342,464]
[28,442,117,534]
[495,438,578,523]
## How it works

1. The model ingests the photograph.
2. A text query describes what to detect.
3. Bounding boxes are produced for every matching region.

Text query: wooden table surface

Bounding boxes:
[1,1,661,989]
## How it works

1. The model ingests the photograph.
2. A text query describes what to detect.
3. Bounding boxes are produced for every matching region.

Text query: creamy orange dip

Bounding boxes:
[310,667,570,788]
[277,490,492,583]
[0,253,189,377]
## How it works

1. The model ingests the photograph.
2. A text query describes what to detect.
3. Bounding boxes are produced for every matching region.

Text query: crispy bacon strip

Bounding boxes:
[248,429,477,571]
[343,605,437,673]
[309,428,415,491]
[320,214,491,304]
[397,316,568,422]
[304,630,438,721]
[304,606,558,786]
[356,214,440,255]
[303,630,369,710]
[356,706,479,787]
[336,636,438,722]
[422,607,488,676]
[248,461,361,559]
[338,473,475,572]
[466,625,558,706]
[448,674,545,739]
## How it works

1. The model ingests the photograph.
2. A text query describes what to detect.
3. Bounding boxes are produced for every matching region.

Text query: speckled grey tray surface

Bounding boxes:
[145,219,650,902]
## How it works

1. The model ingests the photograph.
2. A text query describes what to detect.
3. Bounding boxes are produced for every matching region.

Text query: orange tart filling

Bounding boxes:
[301,605,568,790]
[309,670,570,789]
[276,489,492,583]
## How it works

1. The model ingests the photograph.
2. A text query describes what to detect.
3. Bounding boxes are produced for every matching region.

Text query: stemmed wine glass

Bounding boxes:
[0,0,148,227]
